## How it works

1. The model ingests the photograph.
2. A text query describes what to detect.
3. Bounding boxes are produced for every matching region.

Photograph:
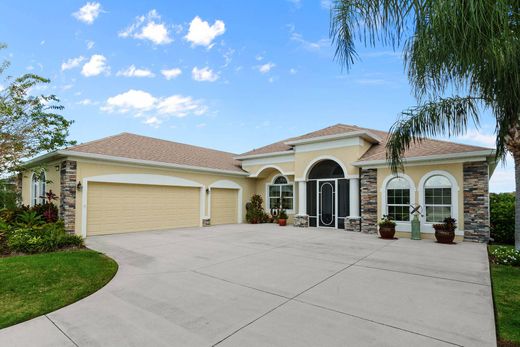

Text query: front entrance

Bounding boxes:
[318,180,336,227]
[307,160,349,229]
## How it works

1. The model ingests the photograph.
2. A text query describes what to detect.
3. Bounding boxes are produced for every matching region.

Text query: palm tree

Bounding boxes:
[331,1,520,250]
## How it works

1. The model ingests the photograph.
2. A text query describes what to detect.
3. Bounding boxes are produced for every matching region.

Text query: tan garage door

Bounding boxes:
[87,182,200,236]
[211,188,238,225]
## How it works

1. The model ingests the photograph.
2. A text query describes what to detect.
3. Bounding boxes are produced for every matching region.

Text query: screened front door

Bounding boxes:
[318,180,336,227]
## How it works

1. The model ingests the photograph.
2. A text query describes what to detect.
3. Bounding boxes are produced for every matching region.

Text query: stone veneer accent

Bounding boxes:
[59,160,77,234]
[360,168,378,234]
[202,218,211,227]
[463,161,490,242]
[345,217,361,232]
[16,173,23,195]
[293,215,309,228]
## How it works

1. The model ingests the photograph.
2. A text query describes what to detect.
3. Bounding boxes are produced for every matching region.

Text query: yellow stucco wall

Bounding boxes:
[294,144,368,179]
[73,159,256,235]
[377,163,465,232]
[21,160,62,206]
[242,161,295,177]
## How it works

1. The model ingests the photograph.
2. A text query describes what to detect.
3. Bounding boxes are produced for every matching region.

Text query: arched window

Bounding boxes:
[267,175,293,211]
[424,175,452,223]
[386,177,411,221]
[31,171,46,206]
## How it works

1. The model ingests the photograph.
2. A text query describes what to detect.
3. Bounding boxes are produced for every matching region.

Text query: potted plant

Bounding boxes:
[433,217,457,244]
[278,209,288,226]
[378,215,396,239]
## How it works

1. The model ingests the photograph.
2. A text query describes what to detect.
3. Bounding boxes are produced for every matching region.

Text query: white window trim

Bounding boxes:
[266,174,294,213]
[380,174,416,232]
[30,171,46,206]
[418,170,461,235]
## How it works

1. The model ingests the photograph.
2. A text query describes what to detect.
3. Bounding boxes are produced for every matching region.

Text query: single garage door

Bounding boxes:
[210,188,238,225]
[87,182,200,235]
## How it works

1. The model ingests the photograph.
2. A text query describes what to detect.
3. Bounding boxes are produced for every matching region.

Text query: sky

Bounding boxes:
[0,0,513,192]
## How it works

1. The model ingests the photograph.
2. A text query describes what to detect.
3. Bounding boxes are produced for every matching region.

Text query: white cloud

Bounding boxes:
[258,62,275,74]
[184,16,225,48]
[116,65,155,78]
[102,89,156,113]
[81,55,109,77]
[320,0,332,9]
[255,54,264,61]
[61,56,85,71]
[40,40,45,45]
[455,130,496,148]
[77,98,96,105]
[61,84,73,90]
[287,0,302,8]
[119,10,172,45]
[161,67,182,80]
[26,65,34,71]
[289,25,329,51]
[101,89,207,126]
[196,123,207,128]
[73,2,102,24]
[192,66,219,82]
[289,68,297,74]
[86,40,95,50]
[144,116,162,128]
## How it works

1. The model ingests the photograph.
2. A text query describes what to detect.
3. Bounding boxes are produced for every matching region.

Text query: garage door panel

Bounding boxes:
[211,188,238,225]
[87,182,200,235]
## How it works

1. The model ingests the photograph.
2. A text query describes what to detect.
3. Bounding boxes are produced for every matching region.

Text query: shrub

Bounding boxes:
[378,215,396,227]
[278,209,288,220]
[490,192,515,245]
[16,210,44,227]
[31,203,59,223]
[0,181,19,210]
[489,246,520,266]
[7,221,83,254]
[0,205,30,224]
[246,194,269,224]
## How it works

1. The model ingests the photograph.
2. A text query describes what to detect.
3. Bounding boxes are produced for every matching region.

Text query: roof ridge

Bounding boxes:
[68,132,129,150]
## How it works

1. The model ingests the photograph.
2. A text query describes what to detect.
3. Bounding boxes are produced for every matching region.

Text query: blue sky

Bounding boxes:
[0,0,512,192]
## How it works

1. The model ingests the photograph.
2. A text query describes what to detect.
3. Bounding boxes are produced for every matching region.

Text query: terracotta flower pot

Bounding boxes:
[278,219,287,226]
[434,227,455,244]
[379,226,396,239]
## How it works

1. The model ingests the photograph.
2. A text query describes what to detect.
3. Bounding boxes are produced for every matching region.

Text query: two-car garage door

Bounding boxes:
[87,182,201,236]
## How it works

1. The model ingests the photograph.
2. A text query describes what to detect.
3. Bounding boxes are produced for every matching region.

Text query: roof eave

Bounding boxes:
[24,150,250,176]
[234,150,294,161]
[284,130,382,146]
[352,150,496,167]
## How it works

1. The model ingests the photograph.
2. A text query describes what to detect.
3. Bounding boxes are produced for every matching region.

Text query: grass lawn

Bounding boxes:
[0,249,117,329]
[489,245,520,346]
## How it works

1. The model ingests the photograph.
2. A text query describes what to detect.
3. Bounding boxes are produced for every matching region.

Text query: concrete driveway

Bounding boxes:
[0,224,495,346]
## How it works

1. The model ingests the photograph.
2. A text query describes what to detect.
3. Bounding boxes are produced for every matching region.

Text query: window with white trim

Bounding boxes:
[267,176,293,210]
[386,177,410,221]
[424,175,452,223]
[32,172,46,206]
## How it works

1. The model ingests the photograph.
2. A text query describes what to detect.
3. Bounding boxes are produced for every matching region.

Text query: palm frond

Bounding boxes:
[386,96,482,172]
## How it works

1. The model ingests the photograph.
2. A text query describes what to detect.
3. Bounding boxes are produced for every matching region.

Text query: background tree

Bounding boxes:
[331,1,520,249]
[0,43,74,174]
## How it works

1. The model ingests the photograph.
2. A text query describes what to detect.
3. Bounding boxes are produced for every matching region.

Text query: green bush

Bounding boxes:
[245,194,269,224]
[489,246,520,266]
[6,221,83,254]
[490,192,515,245]
[0,182,19,210]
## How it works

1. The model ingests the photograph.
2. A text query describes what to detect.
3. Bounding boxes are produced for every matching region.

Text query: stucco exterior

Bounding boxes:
[20,126,493,240]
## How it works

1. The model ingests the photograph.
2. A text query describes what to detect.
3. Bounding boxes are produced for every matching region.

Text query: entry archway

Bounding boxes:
[306,159,349,229]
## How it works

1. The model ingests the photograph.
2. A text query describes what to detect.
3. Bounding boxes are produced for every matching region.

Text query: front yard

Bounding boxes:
[0,249,117,329]
[489,245,520,346]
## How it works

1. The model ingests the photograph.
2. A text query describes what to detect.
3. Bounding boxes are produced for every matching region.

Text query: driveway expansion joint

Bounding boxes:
[45,315,79,347]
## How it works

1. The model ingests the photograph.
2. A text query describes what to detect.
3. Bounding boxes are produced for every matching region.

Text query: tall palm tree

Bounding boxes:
[331,0,520,249]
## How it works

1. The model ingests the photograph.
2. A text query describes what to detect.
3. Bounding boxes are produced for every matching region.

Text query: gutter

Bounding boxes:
[352,150,496,167]
[23,150,250,177]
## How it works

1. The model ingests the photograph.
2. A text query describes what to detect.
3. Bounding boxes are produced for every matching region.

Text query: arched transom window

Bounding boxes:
[32,171,46,206]
[424,175,452,223]
[267,175,294,210]
[386,177,410,221]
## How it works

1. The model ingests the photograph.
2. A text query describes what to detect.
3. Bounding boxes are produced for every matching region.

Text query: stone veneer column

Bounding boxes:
[16,173,23,196]
[360,168,378,234]
[59,160,77,234]
[463,161,490,242]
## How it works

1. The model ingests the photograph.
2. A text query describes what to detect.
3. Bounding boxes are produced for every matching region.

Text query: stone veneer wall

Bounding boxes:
[463,161,490,242]
[360,168,378,234]
[293,215,309,227]
[59,160,77,234]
